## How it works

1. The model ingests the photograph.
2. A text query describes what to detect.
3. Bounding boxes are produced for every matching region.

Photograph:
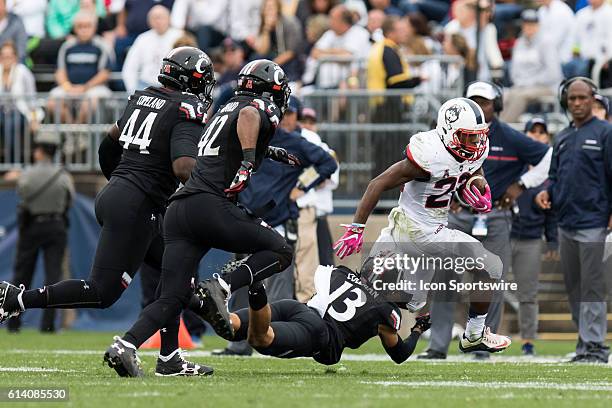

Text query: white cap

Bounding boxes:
[466,81,497,100]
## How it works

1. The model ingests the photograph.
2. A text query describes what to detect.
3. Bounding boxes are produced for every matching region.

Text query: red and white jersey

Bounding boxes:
[398,129,489,233]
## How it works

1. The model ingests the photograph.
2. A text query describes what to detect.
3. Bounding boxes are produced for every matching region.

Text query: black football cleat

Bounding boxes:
[0,281,24,324]
[195,277,234,341]
[416,349,447,360]
[155,349,214,376]
[104,336,144,378]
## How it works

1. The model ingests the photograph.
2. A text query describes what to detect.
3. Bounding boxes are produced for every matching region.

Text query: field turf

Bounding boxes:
[0,330,610,407]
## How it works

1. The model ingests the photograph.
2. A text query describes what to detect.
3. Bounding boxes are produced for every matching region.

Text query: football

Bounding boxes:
[465,174,487,194]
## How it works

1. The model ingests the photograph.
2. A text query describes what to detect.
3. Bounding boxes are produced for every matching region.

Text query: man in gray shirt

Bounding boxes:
[501,9,562,123]
[7,133,74,333]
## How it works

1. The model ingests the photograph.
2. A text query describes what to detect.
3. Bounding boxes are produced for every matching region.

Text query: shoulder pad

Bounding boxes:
[249,98,281,128]
[405,132,434,175]
[178,95,206,124]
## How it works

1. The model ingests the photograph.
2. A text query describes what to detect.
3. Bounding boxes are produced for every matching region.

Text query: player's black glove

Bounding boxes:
[411,313,431,333]
[266,146,301,167]
[225,161,254,197]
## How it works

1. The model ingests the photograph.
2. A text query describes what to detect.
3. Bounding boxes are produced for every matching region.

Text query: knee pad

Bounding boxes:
[276,244,294,271]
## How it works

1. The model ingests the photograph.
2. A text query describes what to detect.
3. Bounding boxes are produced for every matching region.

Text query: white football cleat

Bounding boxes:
[459,327,511,353]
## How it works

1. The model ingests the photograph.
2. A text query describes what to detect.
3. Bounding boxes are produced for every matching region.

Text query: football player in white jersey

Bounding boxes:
[334,97,512,354]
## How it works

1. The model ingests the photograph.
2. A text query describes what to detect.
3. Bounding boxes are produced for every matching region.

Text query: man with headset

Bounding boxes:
[419,81,552,359]
[536,77,612,363]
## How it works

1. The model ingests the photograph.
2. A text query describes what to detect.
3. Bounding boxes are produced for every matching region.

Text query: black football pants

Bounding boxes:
[123,192,293,348]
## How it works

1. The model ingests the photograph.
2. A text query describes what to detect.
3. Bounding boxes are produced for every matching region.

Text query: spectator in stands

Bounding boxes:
[366,9,385,44]
[511,117,558,356]
[406,12,439,54]
[399,0,451,23]
[345,0,368,27]
[170,0,227,51]
[48,11,112,124]
[305,4,370,89]
[6,0,47,40]
[445,0,503,81]
[537,0,576,64]
[420,33,476,94]
[0,0,26,61]
[574,0,612,70]
[253,0,303,81]
[46,0,106,40]
[593,93,610,122]
[295,0,338,32]
[535,78,612,364]
[0,41,41,163]
[228,0,263,49]
[78,0,114,36]
[304,14,329,55]
[218,38,246,86]
[501,10,562,123]
[563,45,591,79]
[114,0,174,68]
[369,0,403,16]
[121,5,183,94]
[367,15,420,179]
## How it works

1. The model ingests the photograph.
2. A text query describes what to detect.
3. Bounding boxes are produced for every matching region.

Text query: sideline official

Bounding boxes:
[8,133,74,333]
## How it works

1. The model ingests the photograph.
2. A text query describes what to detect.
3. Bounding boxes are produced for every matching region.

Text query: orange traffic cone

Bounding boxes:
[140,318,196,350]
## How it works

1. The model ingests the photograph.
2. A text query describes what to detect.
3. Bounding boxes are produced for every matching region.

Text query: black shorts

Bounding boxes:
[158,192,290,305]
[92,178,164,287]
[235,299,329,359]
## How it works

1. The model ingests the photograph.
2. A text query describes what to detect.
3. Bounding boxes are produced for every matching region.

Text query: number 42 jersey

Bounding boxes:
[112,86,206,208]
[400,129,489,233]
[307,265,402,365]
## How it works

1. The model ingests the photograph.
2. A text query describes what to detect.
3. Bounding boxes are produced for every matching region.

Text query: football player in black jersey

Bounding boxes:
[196,257,431,365]
[0,47,215,377]
[105,59,302,376]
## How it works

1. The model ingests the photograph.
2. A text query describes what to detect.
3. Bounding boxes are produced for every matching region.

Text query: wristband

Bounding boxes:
[242,148,256,163]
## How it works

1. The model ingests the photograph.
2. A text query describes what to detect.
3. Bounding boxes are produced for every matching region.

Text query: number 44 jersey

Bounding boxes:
[308,265,402,365]
[112,86,206,207]
[401,129,489,234]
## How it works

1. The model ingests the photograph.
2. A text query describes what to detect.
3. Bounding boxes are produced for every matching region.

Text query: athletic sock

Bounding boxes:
[159,315,180,356]
[21,280,101,309]
[158,348,180,362]
[465,308,487,341]
[230,264,254,290]
[248,281,267,311]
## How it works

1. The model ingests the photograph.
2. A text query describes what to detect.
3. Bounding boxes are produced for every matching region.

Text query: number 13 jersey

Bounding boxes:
[400,129,489,234]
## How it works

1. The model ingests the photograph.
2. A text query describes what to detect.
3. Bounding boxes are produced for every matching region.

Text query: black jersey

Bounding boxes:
[111,86,205,208]
[172,95,281,199]
[307,266,402,365]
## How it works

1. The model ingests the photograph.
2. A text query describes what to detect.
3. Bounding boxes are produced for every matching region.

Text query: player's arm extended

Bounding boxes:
[378,324,421,364]
[98,124,123,180]
[353,159,428,224]
[237,106,261,163]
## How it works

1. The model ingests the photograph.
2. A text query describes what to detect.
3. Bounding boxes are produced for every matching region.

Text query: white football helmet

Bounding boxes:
[436,97,489,161]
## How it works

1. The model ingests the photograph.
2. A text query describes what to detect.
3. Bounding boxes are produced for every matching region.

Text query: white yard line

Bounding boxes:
[0,367,80,373]
[5,349,611,366]
[361,380,612,391]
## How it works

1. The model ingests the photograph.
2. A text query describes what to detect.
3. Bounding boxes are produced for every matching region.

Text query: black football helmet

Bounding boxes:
[235,59,291,114]
[158,46,216,111]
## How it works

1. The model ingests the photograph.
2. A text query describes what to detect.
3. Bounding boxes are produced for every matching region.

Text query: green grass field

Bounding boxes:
[0,330,611,407]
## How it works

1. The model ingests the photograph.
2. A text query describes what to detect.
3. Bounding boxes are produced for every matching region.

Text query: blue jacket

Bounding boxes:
[548,117,612,230]
[483,118,549,201]
[511,181,558,248]
[240,128,338,227]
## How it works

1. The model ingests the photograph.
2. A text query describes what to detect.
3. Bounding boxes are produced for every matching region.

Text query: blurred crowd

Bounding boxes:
[1,1,611,95]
